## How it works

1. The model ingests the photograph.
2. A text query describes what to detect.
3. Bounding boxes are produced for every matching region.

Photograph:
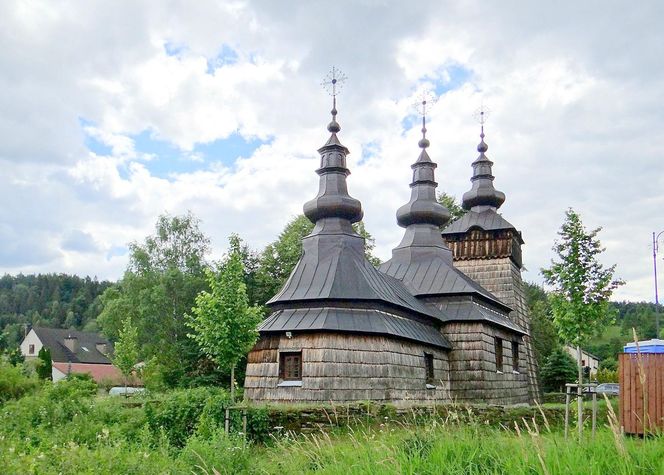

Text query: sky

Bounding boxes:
[0,0,662,302]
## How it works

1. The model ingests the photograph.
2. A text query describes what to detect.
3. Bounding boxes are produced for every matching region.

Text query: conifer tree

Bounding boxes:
[36,347,52,380]
[540,347,578,392]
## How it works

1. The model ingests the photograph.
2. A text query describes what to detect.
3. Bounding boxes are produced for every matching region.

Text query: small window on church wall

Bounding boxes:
[279,352,302,381]
[511,341,519,372]
[494,338,503,371]
[29,344,35,355]
[424,353,434,384]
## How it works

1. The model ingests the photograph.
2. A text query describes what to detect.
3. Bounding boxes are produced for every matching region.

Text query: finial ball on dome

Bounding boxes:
[327,119,341,133]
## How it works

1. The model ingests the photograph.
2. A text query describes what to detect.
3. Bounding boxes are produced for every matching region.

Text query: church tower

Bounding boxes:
[441,119,540,401]
[245,72,451,404]
[381,97,530,405]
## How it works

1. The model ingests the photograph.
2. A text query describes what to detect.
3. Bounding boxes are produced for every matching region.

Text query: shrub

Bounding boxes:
[145,387,231,447]
[596,368,618,383]
[0,358,40,403]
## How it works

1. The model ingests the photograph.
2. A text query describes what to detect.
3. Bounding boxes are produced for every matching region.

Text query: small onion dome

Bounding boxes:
[462,131,505,210]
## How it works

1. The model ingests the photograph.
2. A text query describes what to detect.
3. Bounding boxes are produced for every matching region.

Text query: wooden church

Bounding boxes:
[244,86,539,406]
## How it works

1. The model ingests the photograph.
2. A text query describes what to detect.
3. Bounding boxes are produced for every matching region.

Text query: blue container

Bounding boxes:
[623,339,664,354]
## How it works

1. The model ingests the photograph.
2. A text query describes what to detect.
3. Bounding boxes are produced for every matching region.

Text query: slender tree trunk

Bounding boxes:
[577,345,583,439]
[230,365,236,403]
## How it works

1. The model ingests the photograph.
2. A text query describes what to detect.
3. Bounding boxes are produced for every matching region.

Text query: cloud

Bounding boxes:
[0,0,661,302]
[61,230,100,254]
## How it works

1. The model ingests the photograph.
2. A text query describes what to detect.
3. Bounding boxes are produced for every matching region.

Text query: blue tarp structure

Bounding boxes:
[623,338,664,354]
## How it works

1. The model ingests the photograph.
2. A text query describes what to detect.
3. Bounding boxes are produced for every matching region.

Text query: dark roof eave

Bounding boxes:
[259,327,451,350]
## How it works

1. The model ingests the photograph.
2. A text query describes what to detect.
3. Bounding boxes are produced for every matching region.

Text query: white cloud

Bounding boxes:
[0,0,661,303]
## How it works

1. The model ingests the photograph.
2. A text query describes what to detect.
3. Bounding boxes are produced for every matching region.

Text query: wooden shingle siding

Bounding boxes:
[443,322,530,405]
[245,333,451,405]
[450,253,539,403]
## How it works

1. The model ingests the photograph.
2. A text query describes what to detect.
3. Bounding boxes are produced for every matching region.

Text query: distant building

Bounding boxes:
[564,345,600,376]
[20,327,125,384]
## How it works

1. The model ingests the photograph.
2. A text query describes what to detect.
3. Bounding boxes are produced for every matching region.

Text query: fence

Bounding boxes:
[618,353,664,435]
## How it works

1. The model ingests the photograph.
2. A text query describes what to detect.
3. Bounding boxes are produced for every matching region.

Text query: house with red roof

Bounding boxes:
[20,327,132,385]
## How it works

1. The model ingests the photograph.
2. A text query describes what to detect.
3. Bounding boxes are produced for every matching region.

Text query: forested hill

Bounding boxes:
[0,274,112,350]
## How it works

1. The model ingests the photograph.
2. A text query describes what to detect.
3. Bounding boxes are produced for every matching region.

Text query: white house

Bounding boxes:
[564,345,600,376]
[19,327,124,383]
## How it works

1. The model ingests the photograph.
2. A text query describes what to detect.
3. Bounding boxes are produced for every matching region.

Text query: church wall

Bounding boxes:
[442,322,530,405]
[452,257,540,402]
[244,333,451,404]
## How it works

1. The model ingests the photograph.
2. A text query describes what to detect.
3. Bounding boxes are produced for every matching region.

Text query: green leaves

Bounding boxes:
[186,238,262,372]
[113,316,139,379]
[541,208,623,346]
[437,192,466,222]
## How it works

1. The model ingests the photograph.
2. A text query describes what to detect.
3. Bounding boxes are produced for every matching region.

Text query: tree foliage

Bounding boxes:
[113,317,139,381]
[0,274,110,351]
[540,347,578,392]
[541,208,623,346]
[36,347,52,380]
[524,282,559,371]
[128,212,210,275]
[187,235,262,397]
[437,192,466,222]
[98,212,211,387]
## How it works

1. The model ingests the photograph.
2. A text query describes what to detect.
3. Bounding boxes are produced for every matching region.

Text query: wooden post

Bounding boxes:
[592,390,597,438]
[565,384,571,440]
[225,408,230,434]
[230,365,236,403]
[577,345,583,439]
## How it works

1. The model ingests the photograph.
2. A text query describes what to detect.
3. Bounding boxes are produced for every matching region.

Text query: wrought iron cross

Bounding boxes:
[414,90,437,139]
[474,104,491,135]
[322,67,347,97]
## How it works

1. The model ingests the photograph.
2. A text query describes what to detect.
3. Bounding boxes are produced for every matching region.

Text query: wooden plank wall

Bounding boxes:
[618,353,664,435]
[245,333,451,405]
[442,322,530,405]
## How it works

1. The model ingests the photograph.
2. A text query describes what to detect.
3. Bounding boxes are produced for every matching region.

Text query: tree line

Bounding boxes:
[0,274,111,351]
[1,207,656,395]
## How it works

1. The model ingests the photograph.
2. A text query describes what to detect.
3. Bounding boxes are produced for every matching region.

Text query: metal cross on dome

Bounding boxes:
[474,104,490,127]
[413,90,438,141]
[413,90,437,120]
[321,66,347,97]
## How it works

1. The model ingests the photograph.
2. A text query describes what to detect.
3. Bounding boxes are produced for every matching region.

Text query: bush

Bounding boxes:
[145,387,231,447]
[596,368,618,383]
[0,358,40,403]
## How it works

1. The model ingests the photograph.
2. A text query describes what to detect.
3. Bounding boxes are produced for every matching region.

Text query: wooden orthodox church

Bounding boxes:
[244,92,539,406]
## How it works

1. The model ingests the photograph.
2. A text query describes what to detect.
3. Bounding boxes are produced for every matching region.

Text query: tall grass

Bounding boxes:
[251,423,663,475]
[1,380,662,474]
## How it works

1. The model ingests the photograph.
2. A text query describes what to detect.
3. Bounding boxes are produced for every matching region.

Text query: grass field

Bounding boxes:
[1,380,663,475]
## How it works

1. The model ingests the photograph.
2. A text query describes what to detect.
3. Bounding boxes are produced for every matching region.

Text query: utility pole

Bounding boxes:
[654,231,664,338]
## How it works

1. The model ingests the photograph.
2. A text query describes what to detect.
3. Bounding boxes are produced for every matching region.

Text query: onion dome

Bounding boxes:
[395,115,451,228]
[461,127,506,211]
[303,102,363,224]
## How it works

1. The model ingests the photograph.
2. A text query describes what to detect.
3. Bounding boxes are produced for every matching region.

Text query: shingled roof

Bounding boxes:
[380,121,523,334]
[32,327,113,364]
[442,124,523,243]
[441,209,521,240]
[261,102,448,349]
